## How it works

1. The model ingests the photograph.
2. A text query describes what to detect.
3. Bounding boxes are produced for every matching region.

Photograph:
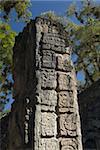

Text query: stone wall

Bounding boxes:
[1,17,82,150]
[78,79,100,150]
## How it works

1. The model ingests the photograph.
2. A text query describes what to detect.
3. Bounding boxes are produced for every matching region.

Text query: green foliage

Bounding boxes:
[0,23,16,111]
[66,0,100,90]
[0,109,10,119]
[0,0,31,22]
[0,0,31,111]
[0,23,16,67]
[40,11,67,26]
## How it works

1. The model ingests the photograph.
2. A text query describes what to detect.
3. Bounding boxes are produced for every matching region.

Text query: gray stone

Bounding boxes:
[41,69,57,89]
[58,107,76,113]
[58,91,74,108]
[43,33,67,40]
[59,113,77,136]
[41,112,57,137]
[60,138,78,150]
[41,90,57,106]
[41,139,59,150]
[56,54,73,71]
[42,35,65,47]
[41,105,55,112]
[42,50,56,69]
[42,43,69,54]
[57,72,72,91]
[2,17,83,150]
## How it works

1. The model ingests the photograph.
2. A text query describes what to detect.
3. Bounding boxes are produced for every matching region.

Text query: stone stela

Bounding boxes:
[2,17,83,150]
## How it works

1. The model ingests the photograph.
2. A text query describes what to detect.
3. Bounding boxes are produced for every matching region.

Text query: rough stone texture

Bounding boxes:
[41,112,57,137]
[58,91,74,108]
[60,138,78,150]
[57,72,73,91]
[0,17,83,150]
[41,69,57,89]
[41,139,59,150]
[42,50,56,69]
[41,90,57,106]
[59,113,77,137]
[56,54,73,72]
[78,79,100,150]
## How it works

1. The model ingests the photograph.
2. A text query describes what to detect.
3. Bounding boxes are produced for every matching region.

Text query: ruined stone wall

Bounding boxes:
[1,17,82,150]
[78,79,100,150]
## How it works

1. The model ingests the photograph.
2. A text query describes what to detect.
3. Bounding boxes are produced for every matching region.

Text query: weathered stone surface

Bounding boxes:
[59,113,77,136]
[41,90,57,106]
[60,138,78,150]
[42,50,56,69]
[41,69,57,89]
[58,91,74,108]
[1,17,83,150]
[57,72,72,91]
[59,107,76,113]
[42,35,65,47]
[41,139,59,150]
[41,105,55,112]
[43,33,66,39]
[56,54,73,71]
[42,43,70,54]
[41,112,57,136]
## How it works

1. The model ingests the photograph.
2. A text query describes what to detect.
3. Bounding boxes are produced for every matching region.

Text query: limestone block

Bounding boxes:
[56,54,73,71]
[42,50,56,69]
[41,139,59,150]
[41,105,55,112]
[42,43,51,50]
[42,23,48,33]
[41,90,57,106]
[60,138,78,150]
[58,91,74,108]
[59,113,77,136]
[42,36,65,47]
[52,26,59,34]
[41,112,57,136]
[57,72,72,91]
[43,33,67,40]
[41,69,57,89]
[42,43,68,54]
[59,107,76,113]
[43,33,57,38]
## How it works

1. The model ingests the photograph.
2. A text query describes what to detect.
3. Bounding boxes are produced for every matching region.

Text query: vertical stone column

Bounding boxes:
[34,17,83,150]
[34,18,59,150]
[7,17,82,150]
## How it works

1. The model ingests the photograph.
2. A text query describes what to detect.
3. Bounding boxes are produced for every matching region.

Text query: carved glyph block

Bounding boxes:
[57,54,73,72]
[57,72,72,91]
[41,69,57,89]
[41,90,57,106]
[42,36,65,47]
[60,138,78,150]
[41,112,57,137]
[59,113,77,136]
[41,139,59,150]
[42,43,67,53]
[42,50,56,69]
[58,91,74,108]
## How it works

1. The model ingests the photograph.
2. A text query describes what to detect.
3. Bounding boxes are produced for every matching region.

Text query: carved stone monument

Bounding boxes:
[1,17,83,150]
